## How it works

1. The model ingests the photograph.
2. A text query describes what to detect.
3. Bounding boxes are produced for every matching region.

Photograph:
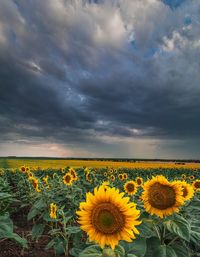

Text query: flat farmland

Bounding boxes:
[0,157,200,169]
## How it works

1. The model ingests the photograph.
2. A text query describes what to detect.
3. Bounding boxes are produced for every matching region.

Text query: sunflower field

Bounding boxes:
[0,166,200,257]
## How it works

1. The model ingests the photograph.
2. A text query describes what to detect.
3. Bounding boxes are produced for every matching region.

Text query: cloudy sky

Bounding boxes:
[0,0,200,158]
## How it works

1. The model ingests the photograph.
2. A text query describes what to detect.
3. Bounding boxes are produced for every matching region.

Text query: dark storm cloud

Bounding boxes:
[0,0,200,155]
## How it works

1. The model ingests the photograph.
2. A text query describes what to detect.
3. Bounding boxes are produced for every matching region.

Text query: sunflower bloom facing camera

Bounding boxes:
[76,184,141,250]
[63,172,73,186]
[141,175,184,218]
[124,180,137,195]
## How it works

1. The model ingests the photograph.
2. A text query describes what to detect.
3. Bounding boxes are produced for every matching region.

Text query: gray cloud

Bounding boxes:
[0,0,200,157]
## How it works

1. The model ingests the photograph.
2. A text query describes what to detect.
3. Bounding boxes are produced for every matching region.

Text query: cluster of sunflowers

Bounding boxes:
[76,174,197,250]
[12,165,200,256]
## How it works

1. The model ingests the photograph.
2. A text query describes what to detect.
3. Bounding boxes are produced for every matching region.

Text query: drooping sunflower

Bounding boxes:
[175,180,194,201]
[43,175,49,185]
[76,184,141,250]
[29,177,41,193]
[69,168,78,181]
[50,203,57,219]
[192,180,200,191]
[124,181,137,195]
[63,173,73,186]
[141,175,184,218]
[136,177,143,186]
[118,174,124,180]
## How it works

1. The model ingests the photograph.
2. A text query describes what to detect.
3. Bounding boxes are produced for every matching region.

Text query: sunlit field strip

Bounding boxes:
[1,158,200,169]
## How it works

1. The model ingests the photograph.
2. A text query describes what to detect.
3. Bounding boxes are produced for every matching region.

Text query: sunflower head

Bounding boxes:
[86,172,93,183]
[63,173,73,185]
[123,173,128,180]
[118,174,123,180]
[104,172,108,177]
[50,203,57,219]
[110,175,115,182]
[181,174,186,180]
[175,180,194,201]
[29,177,41,192]
[76,185,141,250]
[43,175,49,184]
[26,167,30,172]
[69,168,78,181]
[20,166,26,172]
[124,181,137,195]
[193,180,200,191]
[136,177,143,186]
[141,175,184,218]
[189,175,195,180]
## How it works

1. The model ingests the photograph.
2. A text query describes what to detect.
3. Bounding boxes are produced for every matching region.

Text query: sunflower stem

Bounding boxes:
[168,236,179,246]
[160,225,166,245]
[153,224,161,241]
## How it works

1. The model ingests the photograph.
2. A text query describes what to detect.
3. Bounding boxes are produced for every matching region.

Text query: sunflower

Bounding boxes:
[124,181,137,195]
[63,173,73,185]
[29,177,41,192]
[181,174,186,180]
[141,175,184,218]
[101,181,110,191]
[189,175,195,180]
[123,173,128,180]
[192,180,200,191]
[50,203,57,219]
[136,177,143,186]
[104,172,108,177]
[69,168,78,181]
[20,166,26,172]
[118,174,123,180]
[175,180,194,201]
[86,172,93,183]
[27,171,33,178]
[43,175,49,185]
[110,175,115,182]
[26,167,30,172]
[76,184,141,250]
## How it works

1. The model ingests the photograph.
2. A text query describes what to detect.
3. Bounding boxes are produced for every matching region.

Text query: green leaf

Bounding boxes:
[7,233,28,248]
[115,245,125,257]
[79,245,102,257]
[164,215,190,241]
[27,208,40,221]
[127,255,137,257]
[0,215,13,237]
[171,243,189,257]
[121,237,146,257]
[31,223,45,239]
[138,219,155,238]
[67,226,81,234]
[153,245,177,257]
[144,237,160,257]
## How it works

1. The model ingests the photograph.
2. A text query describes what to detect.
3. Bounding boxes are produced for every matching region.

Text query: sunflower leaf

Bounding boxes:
[153,245,177,257]
[164,215,190,241]
[79,245,102,257]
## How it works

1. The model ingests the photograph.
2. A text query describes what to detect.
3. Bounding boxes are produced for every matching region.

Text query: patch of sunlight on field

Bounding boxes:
[1,158,200,170]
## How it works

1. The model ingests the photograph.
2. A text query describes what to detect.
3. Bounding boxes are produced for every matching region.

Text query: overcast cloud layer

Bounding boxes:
[0,0,200,158]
